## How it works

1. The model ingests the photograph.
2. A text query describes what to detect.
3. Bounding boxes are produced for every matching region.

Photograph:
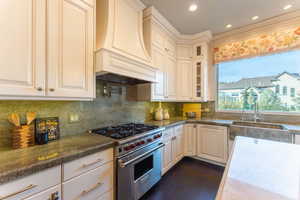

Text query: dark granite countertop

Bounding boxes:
[0,133,116,184]
[146,117,300,135]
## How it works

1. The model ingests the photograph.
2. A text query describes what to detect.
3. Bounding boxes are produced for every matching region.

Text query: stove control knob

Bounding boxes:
[140,141,145,144]
[124,146,130,151]
[147,138,153,142]
[130,144,135,149]
[135,142,140,146]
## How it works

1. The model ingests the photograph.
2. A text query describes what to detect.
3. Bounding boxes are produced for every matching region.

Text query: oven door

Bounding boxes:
[117,142,164,200]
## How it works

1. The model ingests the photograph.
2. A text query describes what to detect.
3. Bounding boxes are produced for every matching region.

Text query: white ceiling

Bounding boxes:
[141,0,300,34]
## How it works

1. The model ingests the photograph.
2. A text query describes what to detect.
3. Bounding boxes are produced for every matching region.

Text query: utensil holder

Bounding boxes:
[11,124,35,149]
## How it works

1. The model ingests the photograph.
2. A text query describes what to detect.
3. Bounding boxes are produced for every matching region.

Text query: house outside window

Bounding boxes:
[217,49,300,113]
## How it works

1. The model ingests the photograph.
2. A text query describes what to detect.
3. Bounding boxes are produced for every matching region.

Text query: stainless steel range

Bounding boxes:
[91,123,165,200]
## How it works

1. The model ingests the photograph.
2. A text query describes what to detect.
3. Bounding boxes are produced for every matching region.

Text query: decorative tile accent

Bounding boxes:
[214,26,300,63]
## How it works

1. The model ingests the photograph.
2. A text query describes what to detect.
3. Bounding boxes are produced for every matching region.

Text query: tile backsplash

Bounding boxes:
[0,81,181,149]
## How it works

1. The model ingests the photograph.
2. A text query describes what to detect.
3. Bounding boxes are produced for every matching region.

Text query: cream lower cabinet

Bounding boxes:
[196,125,228,164]
[184,124,197,156]
[0,0,94,100]
[62,148,114,200]
[0,166,61,200]
[0,148,113,200]
[162,125,184,174]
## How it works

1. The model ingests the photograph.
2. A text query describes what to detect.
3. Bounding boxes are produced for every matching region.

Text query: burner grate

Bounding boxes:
[92,123,159,139]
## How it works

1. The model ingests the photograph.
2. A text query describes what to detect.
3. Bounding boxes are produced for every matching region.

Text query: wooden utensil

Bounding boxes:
[26,112,36,125]
[9,113,20,127]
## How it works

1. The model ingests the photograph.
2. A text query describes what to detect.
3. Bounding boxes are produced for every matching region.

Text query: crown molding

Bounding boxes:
[143,6,212,43]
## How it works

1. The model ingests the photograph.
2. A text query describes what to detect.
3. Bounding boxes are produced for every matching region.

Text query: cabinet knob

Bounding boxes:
[49,88,55,92]
[37,87,43,91]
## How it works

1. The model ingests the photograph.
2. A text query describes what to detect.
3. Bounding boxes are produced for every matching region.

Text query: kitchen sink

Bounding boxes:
[232,121,286,130]
[230,121,293,143]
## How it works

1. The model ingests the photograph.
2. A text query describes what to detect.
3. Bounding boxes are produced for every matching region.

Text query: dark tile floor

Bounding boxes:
[141,157,225,200]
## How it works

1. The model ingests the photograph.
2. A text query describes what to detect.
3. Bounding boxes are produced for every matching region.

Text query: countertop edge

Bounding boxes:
[0,141,116,184]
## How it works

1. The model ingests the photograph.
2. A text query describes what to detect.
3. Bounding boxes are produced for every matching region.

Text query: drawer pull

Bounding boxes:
[0,184,37,199]
[80,182,103,197]
[80,159,103,169]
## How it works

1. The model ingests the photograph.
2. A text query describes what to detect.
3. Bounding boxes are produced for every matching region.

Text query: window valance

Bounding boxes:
[214,26,300,64]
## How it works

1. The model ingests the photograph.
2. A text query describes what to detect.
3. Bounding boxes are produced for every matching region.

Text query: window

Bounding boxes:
[291,88,296,97]
[217,49,300,113]
[276,85,280,94]
[283,86,288,96]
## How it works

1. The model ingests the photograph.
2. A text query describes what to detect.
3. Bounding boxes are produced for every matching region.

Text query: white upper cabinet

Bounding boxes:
[47,0,95,98]
[192,43,210,101]
[177,60,193,101]
[177,45,193,60]
[165,55,177,100]
[0,0,95,100]
[0,0,46,97]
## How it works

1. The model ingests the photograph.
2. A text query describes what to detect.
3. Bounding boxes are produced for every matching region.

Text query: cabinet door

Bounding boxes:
[164,38,176,58]
[184,124,196,156]
[165,56,177,100]
[197,125,228,163]
[47,0,94,98]
[177,45,192,60]
[162,139,173,175]
[0,0,46,97]
[25,185,61,200]
[174,126,184,163]
[192,61,203,100]
[152,46,166,100]
[177,60,193,101]
[152,71,165,100]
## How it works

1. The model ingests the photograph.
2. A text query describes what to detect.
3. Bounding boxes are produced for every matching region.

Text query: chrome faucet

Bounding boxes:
[253,102,262,122]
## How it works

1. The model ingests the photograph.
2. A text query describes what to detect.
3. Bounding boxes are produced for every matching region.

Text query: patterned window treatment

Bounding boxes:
[214,26,300,64]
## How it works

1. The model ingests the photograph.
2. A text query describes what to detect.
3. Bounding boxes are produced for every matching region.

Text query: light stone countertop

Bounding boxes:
[216,136,300,200]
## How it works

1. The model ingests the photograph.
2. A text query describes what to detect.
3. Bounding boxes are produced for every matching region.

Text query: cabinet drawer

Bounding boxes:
[198,124,227,132]
[63,162,113,200]
[163,128,174,141]
[63,148,113,181]
[0,166,61,200]
[25,185,61,200]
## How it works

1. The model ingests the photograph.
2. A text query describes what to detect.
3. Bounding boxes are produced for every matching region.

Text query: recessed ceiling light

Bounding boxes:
[283,4,292,10]
[226,24,232,28]
[189,4,198,12]
[252,16,259,20]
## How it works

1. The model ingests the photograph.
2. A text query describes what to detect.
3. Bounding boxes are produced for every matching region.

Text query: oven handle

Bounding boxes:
[119,143,165,168]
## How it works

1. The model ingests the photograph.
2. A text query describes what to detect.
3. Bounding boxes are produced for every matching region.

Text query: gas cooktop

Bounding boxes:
[91,123,160,140]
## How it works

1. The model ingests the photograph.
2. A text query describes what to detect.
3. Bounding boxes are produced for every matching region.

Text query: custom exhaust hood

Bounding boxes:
[95,0,156,84]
